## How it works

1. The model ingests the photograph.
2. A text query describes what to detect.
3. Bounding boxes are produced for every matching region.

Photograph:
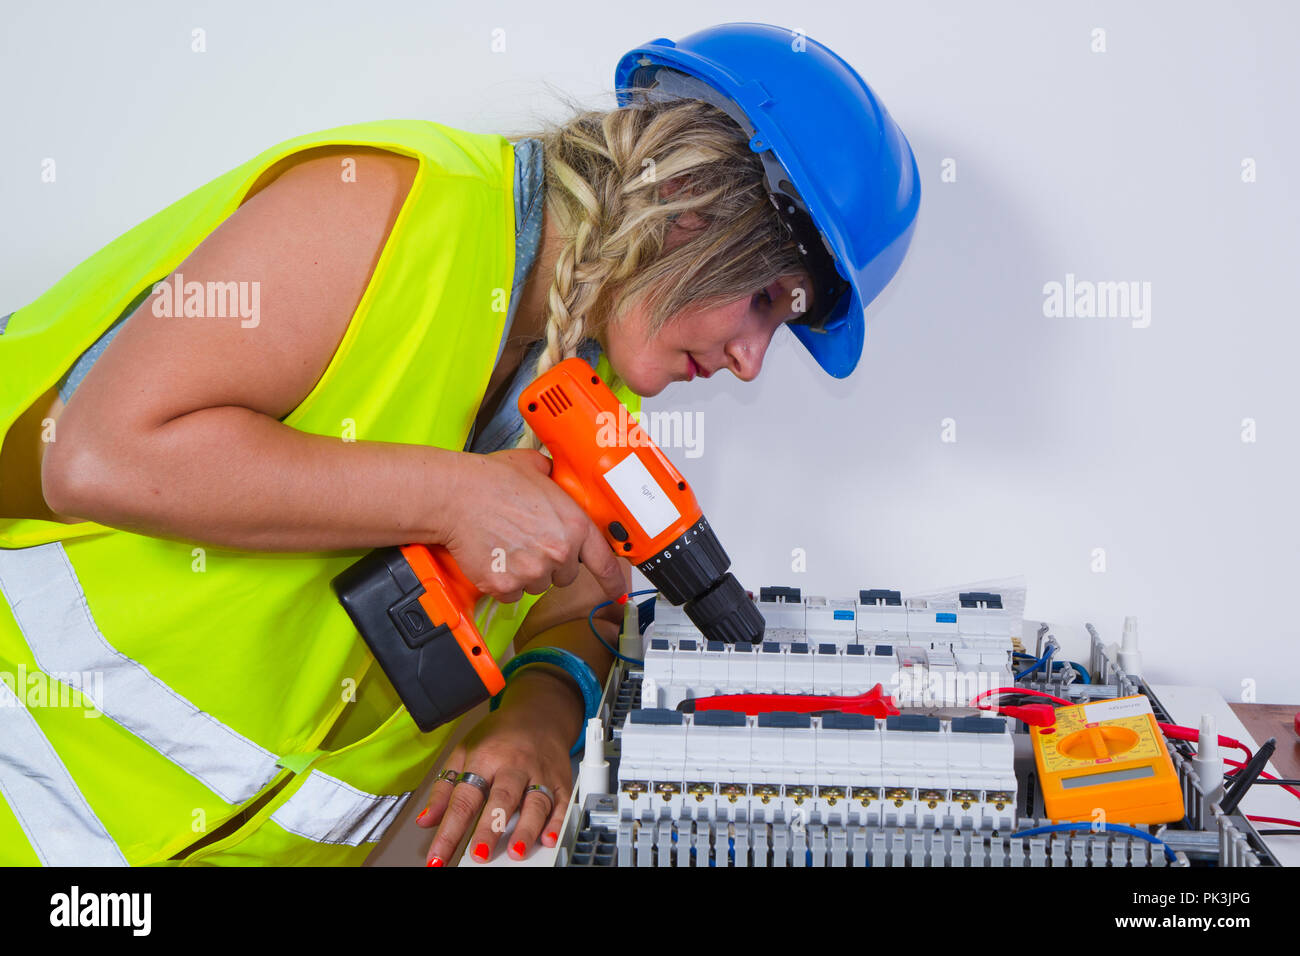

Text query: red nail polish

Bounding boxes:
[512,840,525,857]
[416,809,427,823]
[427,856,443,867]
[546,831,558,843]
[472,842,489,861]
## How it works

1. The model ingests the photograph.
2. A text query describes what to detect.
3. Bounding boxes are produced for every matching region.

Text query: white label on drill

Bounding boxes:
[1083,695,1153,723]
[601,453,680,539]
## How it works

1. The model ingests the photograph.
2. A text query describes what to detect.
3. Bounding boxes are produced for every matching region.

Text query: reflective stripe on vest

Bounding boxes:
[0,542,281,805]
[271,770,410,846]
[0,679,128,866]
[0,541,412,854]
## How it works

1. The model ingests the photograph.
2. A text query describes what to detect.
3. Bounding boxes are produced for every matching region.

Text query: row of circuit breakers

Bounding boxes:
[615,589,1020,828]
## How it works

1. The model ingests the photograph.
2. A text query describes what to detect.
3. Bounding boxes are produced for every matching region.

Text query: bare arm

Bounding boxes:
[41,148,470,551]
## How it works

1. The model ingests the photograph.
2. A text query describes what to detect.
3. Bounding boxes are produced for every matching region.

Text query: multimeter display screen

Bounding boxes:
[1060,765,1156,789]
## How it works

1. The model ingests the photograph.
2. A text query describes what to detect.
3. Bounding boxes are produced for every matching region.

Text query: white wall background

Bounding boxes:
[3,1,1296,704]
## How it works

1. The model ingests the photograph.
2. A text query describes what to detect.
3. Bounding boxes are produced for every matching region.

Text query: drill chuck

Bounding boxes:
[684,572,766,644]
[636,516,765,644]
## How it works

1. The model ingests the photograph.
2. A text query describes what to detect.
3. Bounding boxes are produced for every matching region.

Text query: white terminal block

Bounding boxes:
[880,720,917,816]
[625,587,1020,830]
[815,718,852,808]
[955,648,1015,702]
[755,645,785,694]
[681,712,726,818]
[697,642,730,691]
[651,590,1015,658]
[708,717,751,819]
[811,643,843,693]
[982,730,1016,797]
[853,653,900,695]
[784,645,816,694]
[856,596,910,638]
[912,722,949,799]
[727,642,759,692]
[912,600,960,644]
[668,639,702,697]
[647,581,1016,637]
[616,710,1018,829]
[639,676,660,711]
[783,719,818,812]
[957,602,1008,647]
[618,711,687,816]
[946,721,985,796]
[749,717,787,817]
[805,597,859,641]
[844,719,882,811]
[756,595,806,631]
[924,649,959,704]
[642,638,1012,710]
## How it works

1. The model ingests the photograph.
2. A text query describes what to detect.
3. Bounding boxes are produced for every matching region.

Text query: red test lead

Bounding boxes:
[677,682,902,718]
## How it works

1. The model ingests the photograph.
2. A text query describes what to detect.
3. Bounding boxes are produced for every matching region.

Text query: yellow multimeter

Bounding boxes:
[1031,694,1184,824]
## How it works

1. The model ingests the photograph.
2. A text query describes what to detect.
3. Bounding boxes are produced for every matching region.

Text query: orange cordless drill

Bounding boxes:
[331,357,764,732]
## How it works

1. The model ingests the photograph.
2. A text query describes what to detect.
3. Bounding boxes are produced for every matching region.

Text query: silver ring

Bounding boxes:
[455,771,491,797]
[524,783,554,811]
[436,769,459,785]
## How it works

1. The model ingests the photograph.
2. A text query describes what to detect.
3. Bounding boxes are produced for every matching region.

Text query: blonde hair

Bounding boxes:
[507,89,807,451]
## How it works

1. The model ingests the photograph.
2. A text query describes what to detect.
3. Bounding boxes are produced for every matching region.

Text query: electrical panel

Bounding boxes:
[551,586,1278,868]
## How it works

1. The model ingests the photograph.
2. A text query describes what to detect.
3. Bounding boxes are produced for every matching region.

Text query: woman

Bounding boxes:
[0,23,919,866]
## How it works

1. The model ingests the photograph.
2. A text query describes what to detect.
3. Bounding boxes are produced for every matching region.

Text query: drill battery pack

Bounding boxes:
[331,546,503,733]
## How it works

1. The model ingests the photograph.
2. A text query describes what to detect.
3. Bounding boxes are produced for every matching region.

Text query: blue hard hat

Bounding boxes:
[615,22,921,379]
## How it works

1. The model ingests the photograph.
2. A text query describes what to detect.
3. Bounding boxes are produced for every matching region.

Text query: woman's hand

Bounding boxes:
[440,448,627,605]
[415,666,582,866]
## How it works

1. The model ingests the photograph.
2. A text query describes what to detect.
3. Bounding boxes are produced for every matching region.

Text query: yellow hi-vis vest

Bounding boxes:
[0,119,640,866]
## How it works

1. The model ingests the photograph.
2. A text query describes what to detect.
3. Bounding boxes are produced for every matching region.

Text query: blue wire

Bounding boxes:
[1065,660,1091,684]
[1012,654,1091,684]
[1014,643,1056,680]
[1009,823,1178,863]
[671,827,703,863]
[587,588,658,666]
[673,826,733,867]
[1014,643,1054,679]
